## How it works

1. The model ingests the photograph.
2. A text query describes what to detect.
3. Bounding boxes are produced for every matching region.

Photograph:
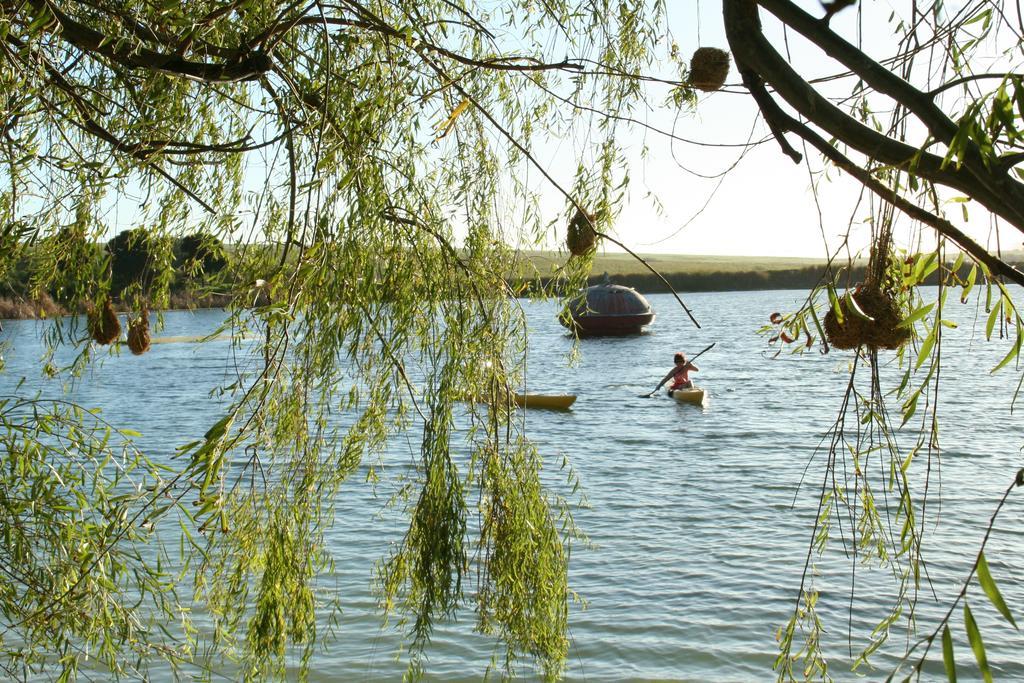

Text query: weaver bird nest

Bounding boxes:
[88,298,121,345]
[824,287,910,350]
[127,307,151,355]
[567,208,598,256]
[689,47,730,92]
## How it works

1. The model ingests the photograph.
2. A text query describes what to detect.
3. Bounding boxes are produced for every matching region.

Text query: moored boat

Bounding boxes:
[561,282,655,336]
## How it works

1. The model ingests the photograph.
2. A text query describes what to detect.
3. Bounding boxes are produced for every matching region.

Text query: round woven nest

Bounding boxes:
[824,288,910,350]
[89,298,121,345]
[689,47,730,92]
[127,308,151,355]
[567,208,598,256]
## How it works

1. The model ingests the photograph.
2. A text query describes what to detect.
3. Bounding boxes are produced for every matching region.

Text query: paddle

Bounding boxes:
[640,342,716,398]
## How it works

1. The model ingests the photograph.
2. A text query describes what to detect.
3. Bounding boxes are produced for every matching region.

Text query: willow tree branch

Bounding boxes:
[735,63,802,164]
[723,0,1024,231]
[894,472,1024,679]
[749,72,1024,287]
[15,35,217,212]
[18,0,274,82]
[755,0,1024,213]
[756,0,961,143]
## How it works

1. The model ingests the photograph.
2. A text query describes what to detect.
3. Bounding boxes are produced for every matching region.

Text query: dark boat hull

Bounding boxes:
[568,311,655,336]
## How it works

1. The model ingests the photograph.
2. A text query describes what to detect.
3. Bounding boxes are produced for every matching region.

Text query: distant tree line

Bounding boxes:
[0,228,230,311]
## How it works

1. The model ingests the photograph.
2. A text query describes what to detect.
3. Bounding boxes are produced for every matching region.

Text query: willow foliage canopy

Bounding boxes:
[0,1,673,680]
[1,0,1024,681]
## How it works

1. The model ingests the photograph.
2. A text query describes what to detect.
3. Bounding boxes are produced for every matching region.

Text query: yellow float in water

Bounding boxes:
[513,393,577,410]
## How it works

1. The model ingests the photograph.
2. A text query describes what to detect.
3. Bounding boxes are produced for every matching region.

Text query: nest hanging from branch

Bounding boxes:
[824,287,911,350]
[824,223,910,351]
[689,47,730,92]
[127,307,151,355]
[567,208,598,256]
[89,298,121,345]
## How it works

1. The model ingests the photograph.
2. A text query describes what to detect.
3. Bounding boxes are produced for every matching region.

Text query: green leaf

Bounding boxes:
[964,602,993,683]
[952,250,965,274]
[916,328,936,370]
[958,264,974,303]
[902,389,921,426]
[827,285,844,324]
[900,445,919,473]
[991,321,1022,373]
[913,251,940,282]
[942,624,958,682]
[963,8,992,26]
[807,300,827,346]
[977,552,1018,628]
[898,302,935,328]
[845,290,874,321]
[985,300,1001,340]
[203,414,232,441]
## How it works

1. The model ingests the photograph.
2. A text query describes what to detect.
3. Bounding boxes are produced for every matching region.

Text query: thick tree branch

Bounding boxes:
[756,0,1024,215]
[756,0,961,143]
[735,62,803,163]
[16,0,274,82]
[747,73,1024,287]
[723,0,1024,231]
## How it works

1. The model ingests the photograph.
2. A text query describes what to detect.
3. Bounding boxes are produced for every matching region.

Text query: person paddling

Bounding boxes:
[654,352,699,395]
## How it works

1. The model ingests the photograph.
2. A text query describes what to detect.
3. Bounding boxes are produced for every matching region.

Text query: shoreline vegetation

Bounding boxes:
[3,249,1016,321]
[526,251,863,294]
[0,291,236,321]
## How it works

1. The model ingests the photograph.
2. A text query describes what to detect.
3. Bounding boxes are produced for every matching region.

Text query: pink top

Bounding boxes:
[669,364,692,391]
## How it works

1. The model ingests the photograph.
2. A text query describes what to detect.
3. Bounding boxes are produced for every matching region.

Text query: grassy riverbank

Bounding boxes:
[524,251,850,293]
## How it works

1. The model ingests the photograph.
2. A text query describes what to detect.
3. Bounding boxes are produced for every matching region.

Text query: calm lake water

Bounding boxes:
[3,288,1024,681]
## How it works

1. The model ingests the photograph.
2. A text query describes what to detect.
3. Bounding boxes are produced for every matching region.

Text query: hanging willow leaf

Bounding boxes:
[912,250,940,283]
[963,603,993,683]
[915,327,936,370]
[985,299,1002,340]
[897,301,935,328]
[827,284,845,324]
[942,624,958,683]
[961,264,978,303]
[901,388,921,426]
[991,318,1023,373]
[977,552,1018,629]
[844,290,875,321]
[951,250,965,275]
